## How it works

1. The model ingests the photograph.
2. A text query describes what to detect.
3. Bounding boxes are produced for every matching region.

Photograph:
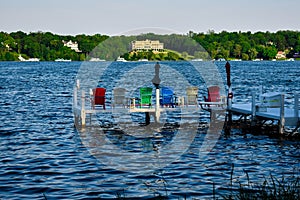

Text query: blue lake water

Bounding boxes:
[0,61,299,199]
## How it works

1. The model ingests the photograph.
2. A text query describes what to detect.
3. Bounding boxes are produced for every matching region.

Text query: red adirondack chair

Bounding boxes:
[205,86,220,102]
[92,88,106,109]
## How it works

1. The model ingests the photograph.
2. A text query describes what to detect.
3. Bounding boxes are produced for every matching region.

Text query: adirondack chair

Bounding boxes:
[200,86,225,109]
[186,86,198,106]
[91,87,106,109]
[137,87,153,108]
[204,86,220,103]
[160,86,175,108]
[198,85,226,122]
[112,87,127,108]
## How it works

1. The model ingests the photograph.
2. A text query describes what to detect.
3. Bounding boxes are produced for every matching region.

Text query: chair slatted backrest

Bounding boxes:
[113,88,127,107]
[207,86,220,102]
[186,86,198,105]
[161,87,175,107]
[140,87,153,107]
[93,88,106,109]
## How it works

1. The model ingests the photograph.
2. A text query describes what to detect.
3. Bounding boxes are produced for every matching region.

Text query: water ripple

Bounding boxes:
[0,61,299,199]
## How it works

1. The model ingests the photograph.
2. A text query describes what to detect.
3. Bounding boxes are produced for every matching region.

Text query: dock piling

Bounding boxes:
[251,91,256,126]
[259,85,263,103]
[73,81,79,126]
[279,94,285,134]
[81,90,86,127]
[145,112,150,125]
[74,85,78,110]
[294,93,299,118]
[155,88,160,122]
[227,86,233,124]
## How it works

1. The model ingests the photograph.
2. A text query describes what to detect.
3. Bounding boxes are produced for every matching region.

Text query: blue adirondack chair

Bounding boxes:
[160,86,175,108]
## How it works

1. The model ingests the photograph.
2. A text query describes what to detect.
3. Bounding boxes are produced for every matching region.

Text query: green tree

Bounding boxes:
[10,31,27,53]
[241,41,251,54]
[248,48,258,60]
[242,53,249,60]
[220,48,230,60]
[274,34,286,50]
[147,50,154,60]
[263,46,277,60]
[1,34,16,52]
[233,44,242,58]
[255,45,265,59]
[210,49,218,59]
[5,52,17,61]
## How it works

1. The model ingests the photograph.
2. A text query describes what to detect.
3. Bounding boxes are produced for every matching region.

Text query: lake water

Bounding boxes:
[0,61,299,199]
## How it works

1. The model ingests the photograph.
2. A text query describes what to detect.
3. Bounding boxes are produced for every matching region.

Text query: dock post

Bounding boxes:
[76,79,80,90]
[293,93,300,133]
[155,87,160,122]
[259,85,263,103]
[73,86,78,125]
[228,86,233,124]
[74,86,78,108]
[81,90,86,127]
[279,94,285,134]
[145,112,150,125]
[251,91,256,126]
[133,98,136,108]
[294,93,299,118]
[130,98,136,108]
[225,61,233,133]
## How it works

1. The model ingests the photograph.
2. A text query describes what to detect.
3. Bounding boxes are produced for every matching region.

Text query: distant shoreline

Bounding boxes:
[1,30,299,61]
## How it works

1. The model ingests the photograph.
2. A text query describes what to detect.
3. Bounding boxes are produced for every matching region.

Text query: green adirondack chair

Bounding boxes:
[139,87,153,108]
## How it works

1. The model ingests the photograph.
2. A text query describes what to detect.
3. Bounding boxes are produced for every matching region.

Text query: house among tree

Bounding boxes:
[62,40,82,52]
[275,51,286,59]
[131,39,164,52]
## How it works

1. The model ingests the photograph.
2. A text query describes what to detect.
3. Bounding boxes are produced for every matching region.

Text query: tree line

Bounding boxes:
[190,30,300,60]
[0,31,108,61]
[0,30,299,61]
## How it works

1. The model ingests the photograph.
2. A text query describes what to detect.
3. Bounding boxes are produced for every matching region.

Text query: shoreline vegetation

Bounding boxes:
[0,30,299,61]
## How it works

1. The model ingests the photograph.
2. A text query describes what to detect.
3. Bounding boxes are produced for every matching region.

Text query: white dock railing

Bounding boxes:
[236,91,299,134]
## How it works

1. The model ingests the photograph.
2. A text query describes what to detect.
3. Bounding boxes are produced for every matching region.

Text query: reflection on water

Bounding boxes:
[0,61,299,199]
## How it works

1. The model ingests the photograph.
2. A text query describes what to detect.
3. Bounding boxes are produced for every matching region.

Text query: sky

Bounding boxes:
[0,0,299,36]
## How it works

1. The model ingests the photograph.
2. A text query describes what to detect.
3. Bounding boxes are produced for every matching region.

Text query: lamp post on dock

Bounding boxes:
[152,62,161,123]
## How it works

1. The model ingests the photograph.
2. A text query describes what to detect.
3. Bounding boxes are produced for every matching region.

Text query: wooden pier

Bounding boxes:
[227,92,299,135]
[73,61,299,136]
[73,83,299,135]
[73,80,200,128]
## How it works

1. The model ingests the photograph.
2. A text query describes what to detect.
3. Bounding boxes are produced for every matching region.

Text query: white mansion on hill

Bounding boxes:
[62,40,82,52]
[131,39,164,51]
